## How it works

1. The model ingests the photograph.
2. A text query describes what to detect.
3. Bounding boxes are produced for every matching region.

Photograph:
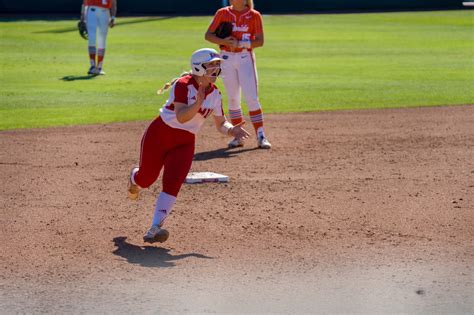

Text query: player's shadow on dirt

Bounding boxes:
[112,236,212,268]
[61,75,97,81]
[194,147,259,161]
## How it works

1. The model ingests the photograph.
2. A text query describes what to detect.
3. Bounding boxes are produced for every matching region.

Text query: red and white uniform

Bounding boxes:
[133,75,224,197]
[208,6,265,133]
[160,74,224,134]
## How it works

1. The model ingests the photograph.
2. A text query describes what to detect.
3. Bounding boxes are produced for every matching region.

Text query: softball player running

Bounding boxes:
[80,0,117,75]
[205,0,272,149]
[128,48,250,243]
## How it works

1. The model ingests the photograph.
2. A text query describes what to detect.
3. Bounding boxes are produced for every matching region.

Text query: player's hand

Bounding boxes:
[230,121,250,140]
[224,36,238,49]
[196,81,207,103]
[109,18,115,28]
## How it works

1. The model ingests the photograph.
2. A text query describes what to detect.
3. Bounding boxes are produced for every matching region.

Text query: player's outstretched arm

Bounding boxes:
[214,116,250,140]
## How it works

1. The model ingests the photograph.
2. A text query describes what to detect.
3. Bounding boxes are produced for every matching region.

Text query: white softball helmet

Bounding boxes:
[190,48,223,77]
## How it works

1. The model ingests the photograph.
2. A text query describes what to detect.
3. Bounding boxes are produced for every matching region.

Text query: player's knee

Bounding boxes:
[246,100,261,112]
[135,172,159,189]
[228,99,241,109]
[162,182,181,197]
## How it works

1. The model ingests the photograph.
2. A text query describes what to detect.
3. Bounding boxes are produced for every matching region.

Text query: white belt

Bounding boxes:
[221,49,251,55]
[88,6,108,11]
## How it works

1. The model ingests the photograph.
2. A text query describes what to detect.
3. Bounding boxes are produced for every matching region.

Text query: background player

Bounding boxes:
[128,48,250,243]
[80,0,117,75]
[205,0,271,149]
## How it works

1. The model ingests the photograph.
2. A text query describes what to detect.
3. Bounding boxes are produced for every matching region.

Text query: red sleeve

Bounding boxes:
[173,80,188,104]
[208,9,225,32]
[253,12,263,35]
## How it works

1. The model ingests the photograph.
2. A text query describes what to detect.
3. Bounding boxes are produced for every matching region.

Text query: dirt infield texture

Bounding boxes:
[1,105,473,313]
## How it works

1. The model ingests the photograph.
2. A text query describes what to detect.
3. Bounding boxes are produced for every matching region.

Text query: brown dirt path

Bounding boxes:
[1,105,473,313]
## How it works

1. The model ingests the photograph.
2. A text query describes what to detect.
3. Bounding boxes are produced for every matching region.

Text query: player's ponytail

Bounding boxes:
[157,71,192,95]
[246,0,254,9]
[229,0,253,9]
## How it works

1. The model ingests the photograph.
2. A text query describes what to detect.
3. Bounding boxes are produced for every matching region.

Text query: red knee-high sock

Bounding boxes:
[97,48,105,69]
[88,46,96,66]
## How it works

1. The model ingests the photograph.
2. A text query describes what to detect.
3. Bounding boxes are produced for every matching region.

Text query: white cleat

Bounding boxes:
[258,136,272,149]
[87,66,96,75]
[228,137,244,148]
[143,225,170,243]
[94,67,106,75]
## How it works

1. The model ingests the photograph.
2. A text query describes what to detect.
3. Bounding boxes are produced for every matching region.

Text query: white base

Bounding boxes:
[185,172,229,184]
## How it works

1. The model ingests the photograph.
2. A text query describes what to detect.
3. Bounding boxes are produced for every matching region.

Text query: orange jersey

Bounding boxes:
[85,0,112,9]
[208,6,263,53]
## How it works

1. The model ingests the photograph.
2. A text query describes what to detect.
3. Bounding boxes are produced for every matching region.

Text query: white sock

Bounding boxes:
[257,127,266,139]
[151,192,176,227]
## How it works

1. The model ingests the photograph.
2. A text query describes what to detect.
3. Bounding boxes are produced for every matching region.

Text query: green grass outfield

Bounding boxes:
[1,10,473,130]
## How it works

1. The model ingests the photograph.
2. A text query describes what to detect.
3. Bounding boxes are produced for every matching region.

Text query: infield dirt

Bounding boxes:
[1,105,473,313]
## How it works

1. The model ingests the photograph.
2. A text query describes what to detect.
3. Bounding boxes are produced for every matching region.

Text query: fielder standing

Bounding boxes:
[80,0,117,75]
[128,48,250,243]
[205,0,272,149]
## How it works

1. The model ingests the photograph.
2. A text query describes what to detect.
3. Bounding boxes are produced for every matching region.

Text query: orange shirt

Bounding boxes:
[85,0,112,9]
[208,6,263,53]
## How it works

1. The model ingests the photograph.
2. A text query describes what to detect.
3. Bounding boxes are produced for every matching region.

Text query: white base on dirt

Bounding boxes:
[185,172,229,184]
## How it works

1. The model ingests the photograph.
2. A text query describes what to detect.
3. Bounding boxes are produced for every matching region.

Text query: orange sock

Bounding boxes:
[97,48,105,69]
[229,108,244,126]
[249,109,264,135]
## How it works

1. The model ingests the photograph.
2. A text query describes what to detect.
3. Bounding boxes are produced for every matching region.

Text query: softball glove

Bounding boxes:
[78,20,88,40]
[214,21,233,39]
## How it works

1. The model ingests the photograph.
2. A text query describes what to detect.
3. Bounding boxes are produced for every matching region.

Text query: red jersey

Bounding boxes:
[208,6,263,53]
[159,75,224,135]
[85,0,112,9]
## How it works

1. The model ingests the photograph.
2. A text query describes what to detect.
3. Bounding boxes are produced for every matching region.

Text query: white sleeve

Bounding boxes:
[212,91,224,117]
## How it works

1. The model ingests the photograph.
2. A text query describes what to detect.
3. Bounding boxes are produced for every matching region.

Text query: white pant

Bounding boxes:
[86,6,109,49]
[220,50,261,112]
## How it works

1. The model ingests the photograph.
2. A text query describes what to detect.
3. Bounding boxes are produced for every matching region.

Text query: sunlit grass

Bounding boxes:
[0,11,473,130]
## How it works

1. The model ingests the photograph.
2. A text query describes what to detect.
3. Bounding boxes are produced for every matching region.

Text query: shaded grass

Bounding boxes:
[0,11,473,130]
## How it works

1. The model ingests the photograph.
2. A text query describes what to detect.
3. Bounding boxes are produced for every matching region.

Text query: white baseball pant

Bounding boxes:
[220,50,261,112]
[86,6,110,49]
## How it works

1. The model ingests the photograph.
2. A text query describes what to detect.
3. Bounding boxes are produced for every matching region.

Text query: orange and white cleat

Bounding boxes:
[94,67,106,75]
[128,167,140,200]
[87,66,96,75]
[228,137,244,148]
[258,136,272,149]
